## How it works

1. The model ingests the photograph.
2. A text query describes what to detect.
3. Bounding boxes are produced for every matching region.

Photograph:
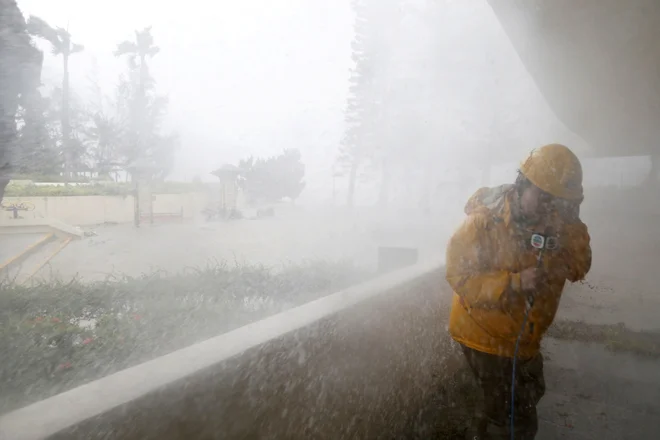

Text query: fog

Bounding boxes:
[15,0,590,204]
[1,0,660,438]
[17,0,353,187]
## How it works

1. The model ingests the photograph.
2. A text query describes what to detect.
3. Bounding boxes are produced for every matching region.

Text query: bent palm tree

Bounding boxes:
[27,16,84,180]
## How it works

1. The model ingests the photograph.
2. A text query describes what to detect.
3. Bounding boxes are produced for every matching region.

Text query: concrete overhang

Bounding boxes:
[486,0,660,158]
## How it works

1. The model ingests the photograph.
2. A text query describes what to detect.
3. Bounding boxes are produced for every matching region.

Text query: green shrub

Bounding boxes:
[4,181,211,197]
[4,183,133,197]
[0,260,369,414]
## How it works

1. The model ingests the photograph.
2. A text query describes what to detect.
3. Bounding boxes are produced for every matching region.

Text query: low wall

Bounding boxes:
[0,193,209,226]
[0,261,463,440]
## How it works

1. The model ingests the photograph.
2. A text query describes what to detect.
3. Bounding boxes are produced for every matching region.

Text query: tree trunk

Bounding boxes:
[137,54,148,156]
[346,161,358,208]
[1,105,18,205]
[62,53,71,182]
[0,178,8,205]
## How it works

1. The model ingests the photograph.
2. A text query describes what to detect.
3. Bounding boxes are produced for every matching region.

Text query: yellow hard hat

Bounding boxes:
[519,144,584,201]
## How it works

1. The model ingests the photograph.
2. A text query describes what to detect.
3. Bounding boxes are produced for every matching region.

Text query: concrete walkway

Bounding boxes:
[535,214,660,440]
[411,337,660,439]
[537,338,660,439]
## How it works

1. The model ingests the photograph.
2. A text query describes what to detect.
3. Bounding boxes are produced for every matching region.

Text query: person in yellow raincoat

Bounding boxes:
[446,144,592,439]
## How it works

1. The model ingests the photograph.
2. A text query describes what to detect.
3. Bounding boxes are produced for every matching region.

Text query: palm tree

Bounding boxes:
[114,27,159,85]
[114,27,160,158]
[27,16,84,181]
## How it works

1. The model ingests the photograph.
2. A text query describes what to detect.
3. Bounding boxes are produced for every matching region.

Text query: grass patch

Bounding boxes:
[0,260,369,414]
[548,320,660,358]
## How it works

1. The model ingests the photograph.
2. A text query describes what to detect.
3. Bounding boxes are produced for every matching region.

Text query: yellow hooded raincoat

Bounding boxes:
[447,185,591,359]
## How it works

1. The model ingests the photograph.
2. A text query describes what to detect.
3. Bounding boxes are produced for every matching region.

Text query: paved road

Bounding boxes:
[38,208,451,282]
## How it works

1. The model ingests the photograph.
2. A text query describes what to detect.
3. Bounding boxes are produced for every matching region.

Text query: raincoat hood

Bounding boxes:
[464,184,513,217]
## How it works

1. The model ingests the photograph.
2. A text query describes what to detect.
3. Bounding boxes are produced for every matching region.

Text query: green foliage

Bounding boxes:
[26,16,84,57]
[114,27,160,63]
[0,0,43,201]
[0,260,369,413]
[85,112,122,176]
[8,16,176,185]
[238,149,306,203]
[26,15,85,180]
[4,183,132,197]
[15,93,63,175]
[3,181,208,197]
[10,173,90,183]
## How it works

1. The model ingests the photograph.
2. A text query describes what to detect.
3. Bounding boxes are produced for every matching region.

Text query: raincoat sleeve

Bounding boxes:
[559,221,592,282]
[445,213,516,308]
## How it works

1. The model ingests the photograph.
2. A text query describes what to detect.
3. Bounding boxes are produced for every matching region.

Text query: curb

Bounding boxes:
[0,233,54,272]
[22,237,72,284]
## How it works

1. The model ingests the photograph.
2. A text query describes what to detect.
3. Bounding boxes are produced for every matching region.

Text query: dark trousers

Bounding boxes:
[461,345,545,440]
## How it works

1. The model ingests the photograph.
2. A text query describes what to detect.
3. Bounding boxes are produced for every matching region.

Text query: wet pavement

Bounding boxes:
[406,210,660,439]
[5,205,659,438]
[0,234,48,266]
[537,338,660,439]
[533,213,660,440]
[34,208,450,281]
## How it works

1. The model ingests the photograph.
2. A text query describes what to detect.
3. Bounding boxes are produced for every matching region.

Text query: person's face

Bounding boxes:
[519,184,556,223]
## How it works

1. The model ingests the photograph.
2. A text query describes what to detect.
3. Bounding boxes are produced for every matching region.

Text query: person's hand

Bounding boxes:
[520,267,543,291]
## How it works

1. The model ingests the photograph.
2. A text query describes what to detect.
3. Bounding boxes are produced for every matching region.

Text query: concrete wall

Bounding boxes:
[0,193,209,226]
[0,261,463,440]
[486,0,660,158]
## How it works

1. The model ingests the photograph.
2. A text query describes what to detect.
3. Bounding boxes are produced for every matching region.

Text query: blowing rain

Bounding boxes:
[0,0,659,439]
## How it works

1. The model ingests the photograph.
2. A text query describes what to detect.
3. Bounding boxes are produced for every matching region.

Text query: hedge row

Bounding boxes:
[3,181,212,197]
